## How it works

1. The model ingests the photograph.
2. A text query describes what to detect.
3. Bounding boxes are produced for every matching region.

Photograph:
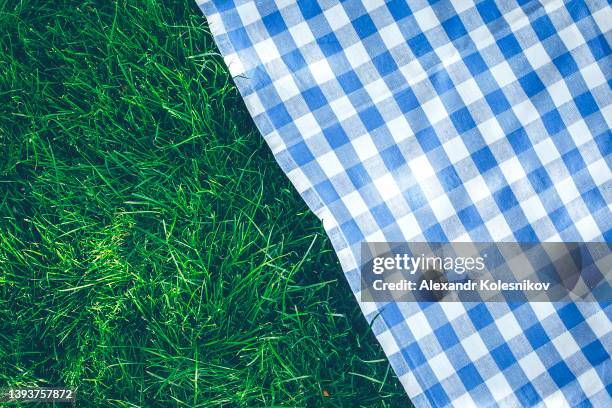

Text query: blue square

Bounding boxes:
[262,11,287,36]
[395,88,419,113]
[431,70,454,94]
[298,2,322,19]
[416,127,440,152]
[451,107,477,133]
[337,71,362,94]
[359,106,384,130]
[508,127,532,154]
[228,27,252,50]
[491,344,515,370]
[381,145,406,170]
[347,163,372,189]
[562,149,586,173]
[408,33,433,57]
[550,207,572,231]
[472,146,497,173]
[315,180,340,203]
[464,52,488,76]
[549,361,575,388]
[288,141,315,166]
[372,51,398,76]
[558,303,583,329]
[553,53,579,77]
[486,90,511,114]
[302,87,327,111]
[402,342,427,368]
[372,203,395,227]
[587,35,611,61]
[498,34,522,58]
[457,364,484,391]
[519,72,546,97]
[524,322,550,349]
[268,103,292,128]
[442,15,468,40]
[594,130,611,157]
[323,123,350,148]
[435,323,460,348]
[282,49,307,71]
[575,92,599,118]
[382,303,404,327]
[494,186,519,211]
[583,340,609,366]
[583,188,606,213]
[517,383,541,406]
[424,224,447,241]
[427,383,450,407]
[405,185,427,209]
[353,14,377,39]
[458,205,484,231]
[477,0,502,23]
[514,224,539,242]
[527,167,553,193]
[468,303,494,329]
[318,33,342,56]
[542,110,565,135]
[341,219,364,244]
[438,166,461,192]
[387,0,412,19]
[566,0,590,21]
[532,15,556,41]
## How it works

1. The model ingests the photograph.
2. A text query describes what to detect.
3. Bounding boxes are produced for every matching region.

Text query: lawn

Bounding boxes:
[0,0,409,406]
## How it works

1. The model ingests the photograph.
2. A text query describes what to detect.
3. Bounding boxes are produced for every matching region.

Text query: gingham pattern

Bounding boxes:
[196,0,612,406]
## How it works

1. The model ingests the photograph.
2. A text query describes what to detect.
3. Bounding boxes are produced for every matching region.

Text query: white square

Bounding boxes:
[495,312,523,342]
[551,331,579,360]
[555,177,580,205]
[414,6,439,32]
[342,190,369,217]
[479,117,505,145]
[353,135,378,161]
[421,96,447,125]
[429,352,455,381]
[520,195,547,223]
[286,167,309,193]
[289,21,315,48]
[486,213,513,241]
[503,6,529,31]
[490,61,516,88]
[453,393,478,407]
[435,43,460,65]
[581,62,607,91]
[575,215,601,241]
[512,99,540,127]
[407,311,433,341]
[387,115,413,143]
[470,25,496,50]
[586,310,611,338]
[577,368,605,399]
[587,159,611,187]
[499,157,526,185]
[243,91,265,117]
[398,212,421,240]
[324,4,350,31]
[533,138,560,166]
[524,42,551,70]
[558,24,585,51]
[461,332,488,361]
[318,150,344,178]
[266,131,286,155]
[344,41,371,69]
[487,372,513,401]
[543,390,567,408]
[254,38,280,64]
[450,0,474,14]
[401,59,428,87]
[363,0,386,13]
[429,194,456,222]
[567,119,591,147]
[464,175,490,204]
[548,79,573,107]
[592,7,612,34]
[374,174,402,201]
[444,137,470,164]
[236,2,260,26]
[530,302,557,321]
[223,53,246,77]
[399,371,424,396]
[273,74,301,100]
[377,330,400,356]
[442,303,466,322]
[329,95,357,122]
[379,23,405,50]
[409,155,435,179]
[293,112,321,139]
[364,77,392,104]
[519,352,546,381]
[455,77,484,106]
[310,59,335,84]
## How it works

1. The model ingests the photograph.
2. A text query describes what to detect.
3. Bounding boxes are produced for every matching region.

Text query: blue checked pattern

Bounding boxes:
[196,0,611,406]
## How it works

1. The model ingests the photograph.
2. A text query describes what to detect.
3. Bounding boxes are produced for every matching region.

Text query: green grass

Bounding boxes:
[0,1,409,406]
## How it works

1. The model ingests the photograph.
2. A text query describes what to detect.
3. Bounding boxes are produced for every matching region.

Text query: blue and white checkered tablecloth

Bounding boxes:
[196,0,611,406]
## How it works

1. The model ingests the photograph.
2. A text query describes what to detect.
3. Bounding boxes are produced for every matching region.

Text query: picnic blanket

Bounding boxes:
[196,0,611,406]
